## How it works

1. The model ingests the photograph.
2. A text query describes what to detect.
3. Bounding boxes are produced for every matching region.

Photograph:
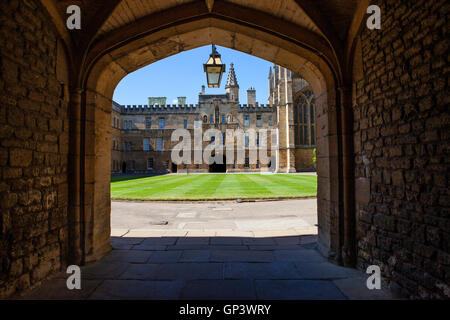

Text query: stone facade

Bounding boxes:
[353,0,449,299]
[111,63,316,174]
[0,0,70,297]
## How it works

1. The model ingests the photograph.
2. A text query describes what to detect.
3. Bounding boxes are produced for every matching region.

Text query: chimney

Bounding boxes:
[201,85,205,94]
[177,97,186,105]
[247,87,256,106]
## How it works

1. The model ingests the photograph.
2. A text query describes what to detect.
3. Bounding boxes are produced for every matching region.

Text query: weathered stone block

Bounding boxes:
[9,148,32,167]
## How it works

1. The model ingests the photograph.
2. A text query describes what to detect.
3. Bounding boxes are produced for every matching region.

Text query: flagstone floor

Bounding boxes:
[21,199,399,300]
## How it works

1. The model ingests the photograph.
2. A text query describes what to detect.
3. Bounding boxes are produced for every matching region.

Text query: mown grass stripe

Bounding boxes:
[249,174,316,197]
[111,174,317,200]
[112,175,196,198]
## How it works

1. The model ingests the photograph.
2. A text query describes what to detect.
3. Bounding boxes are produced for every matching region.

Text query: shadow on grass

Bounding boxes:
[111,173,169,183]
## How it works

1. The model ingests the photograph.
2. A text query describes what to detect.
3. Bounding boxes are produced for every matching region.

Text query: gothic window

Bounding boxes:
[210,114,213,124]
[184,119,187,129]
[257,114,262,127]
[143,138,150,151]
[244,114,250,127]
[294,90,315,146]
[147,158,153,169]
[159,118,165,129]
[310,98,316,145]
[215,107,220,124]
[269,116,273,126]
[145,117,151,129]
[203,115,208,123]
[156,138,163,151]
[221,114,225,124]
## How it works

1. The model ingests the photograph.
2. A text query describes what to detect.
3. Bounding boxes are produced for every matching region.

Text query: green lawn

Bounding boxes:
[111,174,317,200]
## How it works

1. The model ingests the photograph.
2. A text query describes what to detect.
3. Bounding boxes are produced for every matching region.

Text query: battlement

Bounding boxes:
[238,104,275,110]
[120,104,199,114]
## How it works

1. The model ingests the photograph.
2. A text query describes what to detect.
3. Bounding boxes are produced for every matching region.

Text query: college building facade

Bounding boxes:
[111,63,317,174]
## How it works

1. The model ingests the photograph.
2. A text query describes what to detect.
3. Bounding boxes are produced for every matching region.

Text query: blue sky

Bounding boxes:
[113,45,273,106]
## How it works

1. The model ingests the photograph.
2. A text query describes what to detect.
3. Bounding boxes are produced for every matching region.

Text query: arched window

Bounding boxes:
[294,90,315,146]
[203,115,208,123]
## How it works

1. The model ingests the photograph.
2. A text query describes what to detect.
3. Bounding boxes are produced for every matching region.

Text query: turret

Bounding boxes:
[225,62,239,102]
[247,87,256,106]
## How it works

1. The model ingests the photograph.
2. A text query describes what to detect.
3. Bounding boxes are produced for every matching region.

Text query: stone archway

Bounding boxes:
[70,18,351,267]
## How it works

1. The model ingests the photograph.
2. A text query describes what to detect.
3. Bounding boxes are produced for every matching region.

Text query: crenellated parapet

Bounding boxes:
[237,104,275,112]
[120,104,200,114]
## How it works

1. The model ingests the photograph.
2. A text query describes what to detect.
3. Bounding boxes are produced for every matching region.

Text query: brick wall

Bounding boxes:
[0,0,69,297]
[354,0,449,298]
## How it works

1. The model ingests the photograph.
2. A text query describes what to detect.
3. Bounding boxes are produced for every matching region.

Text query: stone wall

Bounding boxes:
[0,0,69,297]
[353,0,449,298]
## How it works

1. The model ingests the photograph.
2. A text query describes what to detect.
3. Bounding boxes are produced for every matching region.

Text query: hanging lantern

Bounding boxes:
[203,44,226,88]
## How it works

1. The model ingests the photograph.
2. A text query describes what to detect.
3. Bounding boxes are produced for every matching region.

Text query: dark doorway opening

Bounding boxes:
[122,162,127,173]
[171,163,177,173]
[209,155,226,173]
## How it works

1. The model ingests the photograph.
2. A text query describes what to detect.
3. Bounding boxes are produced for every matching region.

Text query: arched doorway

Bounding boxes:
[72,16,352,267]
[209,155,227,173]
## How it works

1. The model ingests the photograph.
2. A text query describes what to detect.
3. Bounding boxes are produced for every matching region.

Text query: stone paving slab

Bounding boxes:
[21,279,102,300]
[110,237,144,246]
[215,230,254,237]
[120,263,224,280]
[124,230,167,237]
[333,277,401,300]
[210,250,274,262]
[255,280,347,300]
[179,249,211,262]
[147,251,183,263]
[300,235,318,244]
[101,250,152,263]
[180,280,256,300]
[274,249,327,262]
[111,229,129,237]
[166,244,249,251]
[273,236,301,245]
[236,218,310,230]
[294,262,363,280]
[248,244,305,250]
[243,237,277,245]
[224,262,303,280]
[132,244,168,251]
[183,222,237,230]
[186,230,217,237]
[21,200,399,300]
[88,280,184,300]
[80,261,130,280]
[163,230,188,237]
[210,237,243,245]
[176,237,211,245]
